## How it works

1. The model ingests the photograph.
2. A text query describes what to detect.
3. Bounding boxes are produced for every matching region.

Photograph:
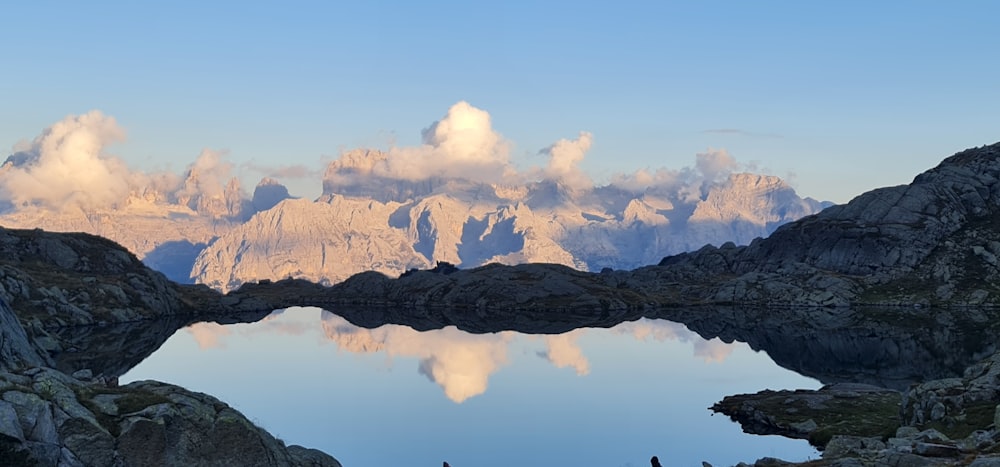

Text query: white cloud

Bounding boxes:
[2,105,768,215]
[326,101,515,184]
[0,111,136,210]
[695,148,738,183]
[175,149,235,201]
[541,131,593,190]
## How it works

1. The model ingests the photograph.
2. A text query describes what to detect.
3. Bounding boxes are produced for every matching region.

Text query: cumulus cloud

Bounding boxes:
[175,149,234,201]
[537,329,591,375]
[325,101,514,186]
[540,131,593,190]
[320,312,511,403]
[0,111,257,215]
[0,111,137,210]
[3,105,770,216]
[694,148,738,184]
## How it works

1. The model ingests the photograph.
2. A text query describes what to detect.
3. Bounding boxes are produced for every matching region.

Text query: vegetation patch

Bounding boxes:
[714,388,902,450]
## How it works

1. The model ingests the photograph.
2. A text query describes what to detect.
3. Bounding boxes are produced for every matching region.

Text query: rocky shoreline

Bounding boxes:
[712,351,1000,466]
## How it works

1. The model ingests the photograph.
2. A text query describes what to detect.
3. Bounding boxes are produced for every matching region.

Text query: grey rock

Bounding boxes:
[875,451,936,466]
[912,442,959,457]
[3,390,58,444]
[970,456,1000,467]
[0,297,48,371]
[59,417,115,467]
[0,400,25,441]
[117,417,167,467]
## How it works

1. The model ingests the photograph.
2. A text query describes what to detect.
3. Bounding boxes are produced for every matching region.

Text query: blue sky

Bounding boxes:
[2,1,997,203]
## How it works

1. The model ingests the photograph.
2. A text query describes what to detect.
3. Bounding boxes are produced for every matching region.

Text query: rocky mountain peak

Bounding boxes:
[252,177,293,212]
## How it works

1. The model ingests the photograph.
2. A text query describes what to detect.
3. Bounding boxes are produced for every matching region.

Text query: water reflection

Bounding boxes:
[40,305,1000,466]
[178,311,738,403]
[320,313,513,403]
[613,320,735,363]
[121,307,819,467]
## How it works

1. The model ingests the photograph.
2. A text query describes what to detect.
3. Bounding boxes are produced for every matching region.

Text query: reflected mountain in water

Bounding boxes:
[45,305,1000,394]
[656,306,1000,390]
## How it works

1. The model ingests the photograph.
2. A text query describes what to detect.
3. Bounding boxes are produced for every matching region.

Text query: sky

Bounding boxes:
[1,1,998,204]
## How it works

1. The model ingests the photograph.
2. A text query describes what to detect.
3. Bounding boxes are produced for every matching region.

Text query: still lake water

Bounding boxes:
[121,307,821,467]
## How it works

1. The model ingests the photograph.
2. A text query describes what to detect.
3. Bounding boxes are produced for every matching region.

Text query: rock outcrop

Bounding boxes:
[0,297,49,372]
[0,366,341,467]
[714,351,1000,467]
[0,226,215,328]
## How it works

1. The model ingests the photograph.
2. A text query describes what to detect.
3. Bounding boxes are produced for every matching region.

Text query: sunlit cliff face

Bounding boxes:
[185,309,737,403]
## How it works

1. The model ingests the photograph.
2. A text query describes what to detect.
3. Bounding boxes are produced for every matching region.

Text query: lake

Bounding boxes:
[120,307,821,467]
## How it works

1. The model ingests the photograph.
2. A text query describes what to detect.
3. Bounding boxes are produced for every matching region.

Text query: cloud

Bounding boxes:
[325,101,514,186]
[2,104,774,216]
[0,111,255,216]
[695,148,738,183]
[607,148,747,203]
[320,312,511,403]
[537,329,591,375]
[540,131,593,190]
[0,111,136,210]
[175,149,234,201]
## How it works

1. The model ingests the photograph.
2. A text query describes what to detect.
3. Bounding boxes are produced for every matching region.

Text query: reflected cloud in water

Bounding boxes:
[178,309,743,403]
[320,312,513,403]
[614,320,735,363]
[187,322,231,349]
[537,330,590,376]
[121,307,822,467]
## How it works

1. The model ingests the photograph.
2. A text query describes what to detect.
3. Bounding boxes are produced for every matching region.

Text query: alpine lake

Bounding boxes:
[48,305,1000,467]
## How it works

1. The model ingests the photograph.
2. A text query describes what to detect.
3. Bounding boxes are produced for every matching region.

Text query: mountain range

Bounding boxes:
[1,147,828,291]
